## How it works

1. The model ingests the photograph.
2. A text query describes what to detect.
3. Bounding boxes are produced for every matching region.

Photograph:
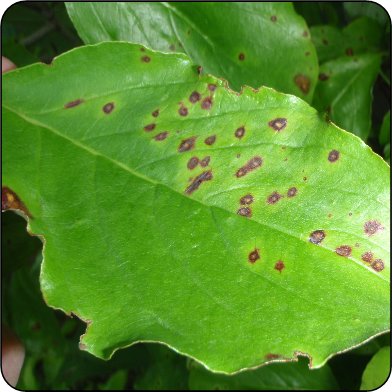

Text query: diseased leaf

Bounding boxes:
[2,42,390,374]
[65,2,318,102]
[360,346,391,390]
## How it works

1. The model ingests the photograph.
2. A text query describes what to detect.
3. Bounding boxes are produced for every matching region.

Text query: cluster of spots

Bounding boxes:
[152,109,159,118]
[235,157,262,178]
[204,135,216,145]
[178,104,188,117]
[153,132,168,141]
[361,251,385,272]
[248,249,260,264]
[185,170,212,194]
[103,103,114,114]
[237,207,251,218]
[239,53,245,61]
[364,220,384,236]
[201,97,213,110]
[274,260,285,273]
[271,15,277,22]
[328,150,340,162]
[319,73,329,81]
[235,126,245,139]
[208,84,217,92]
[144,123,156,132]
[2,187,33,219]
[187,156,210,170]
[294,74,311,94]
[240,194,254,205]
[189,91,201,104]
[268,191,283,205]
[346,48,354,56]
[268,118,287,132]
[64,99,84,108]
[335,245,352,257]
[179,137,197,152]
[287,187,297,198]
[309,230,326,245]
[141,56,151,63]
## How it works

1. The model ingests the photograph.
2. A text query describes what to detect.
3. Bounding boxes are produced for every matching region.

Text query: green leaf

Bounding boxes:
[98,369,128,390]
[379,110,391,146]
[2,42,390,374]
[312,52,381,140]
[65,2,318,102]
[360,346,391,390]
[344,2,390,28]
[1,37,40,68]
[188,356,339,390]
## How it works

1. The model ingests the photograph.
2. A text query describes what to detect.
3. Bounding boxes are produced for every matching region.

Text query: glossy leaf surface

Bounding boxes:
[2,42,390,374]
[65,2,318,102]
[360,346,391,390]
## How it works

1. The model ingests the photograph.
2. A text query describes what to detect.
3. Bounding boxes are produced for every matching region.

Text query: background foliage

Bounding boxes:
[1,1,390,390]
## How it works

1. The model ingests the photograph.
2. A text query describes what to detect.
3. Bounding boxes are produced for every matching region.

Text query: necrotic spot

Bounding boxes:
[185,170,212,194]
[200,156,210,168]
[271,15,277,22]
[319,73,329,81]
[361,252,373,263]
[235,167,248,178]
[144,123,156,132]
[204,135,216,145]
[364,220,384,236]
[237,207,251,218]
[328,150,340,162]
[287,187,297,197]
[153,132,168,141]
[322,39,328,45]
[2,186,33,218]
[152,109,159,118]
[189,91,201,103]
[208,84,217,92]
[103,103,114,114]
[187,157,199,170]
[169,44,175,51]
[309,230,326,244]
[141,56,151,63]
[235,126,245,139]
[179,137,197,152]
[239,53,245,60]
[294,74,311,94]
[178,106,188,116]
[371,259,384,272]
[335,245,352,257]
[201,97,213,110]
[240,194,254,205]
[247,157,262,170]
[140,48,145,52]
[268,118,287,131]
[346,48,354,56]
[267,191,283,204]
[248,249,260,264]
[303,31,308,37]
[274,260,285,273]
[65,99,84,108]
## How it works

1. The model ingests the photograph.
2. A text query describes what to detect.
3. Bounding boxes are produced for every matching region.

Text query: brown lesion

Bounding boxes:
[185,170,212,194]
[64,99,84,108]
[2,186,33,219]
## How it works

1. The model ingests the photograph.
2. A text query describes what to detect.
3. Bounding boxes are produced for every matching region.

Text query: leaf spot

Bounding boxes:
[153,132,168,141]
[303,31,308,37]
[247,157,262,170]
[65,99,84,108]
[265,353,282,359]
[140,48,145,52]
[185,170,212,194]
[240,194,254,205]
[2,186,33,218]
[271,15,277,22]
[189,91,201,104]
[208,84,217,92]
[371,259,384,272]
[152,109,159,118]
[200,156,211,168]
[274,260,285,273]
[267,191,283,204]
[335,245,352,257]
[141,56,151,63]
[248,249,260,264]
[187,157,199,170]
[268,118,287,131]
[364,220,384,236]
[322,39,328,45]
[103,103,114,114]
[303,177,307,181]
[239,53,245,60]
[286,187,297,198]
[319,73,329,81]
[235,126,246,139]
[361,252,373,263]
[201,97,213,110]
[237,207,252,218]
[204,135,216,145]
[328,150,340,162]
[144,123,156,132]
[178,105,188,116]
[346,48,354,56]
[179,137,197,152]
[294,74,311,94]
[169,45,175,51]
[309,230,326,245]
